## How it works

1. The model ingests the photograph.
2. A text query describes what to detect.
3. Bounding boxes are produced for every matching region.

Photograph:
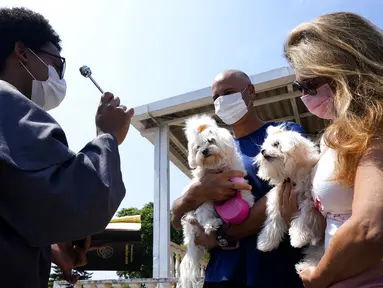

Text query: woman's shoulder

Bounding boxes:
[319,136,329,154]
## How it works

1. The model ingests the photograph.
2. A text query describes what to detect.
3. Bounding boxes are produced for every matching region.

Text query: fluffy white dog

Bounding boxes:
[177,114,254,288]
[253,125,326,273]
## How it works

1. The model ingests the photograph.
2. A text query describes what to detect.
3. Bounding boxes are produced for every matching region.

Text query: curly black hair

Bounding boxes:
[0,7,61,72]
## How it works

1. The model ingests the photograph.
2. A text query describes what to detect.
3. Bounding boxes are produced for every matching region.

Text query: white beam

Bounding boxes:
[169,132,188,158]
[166,111,215,126]
[141,129,192,178]
[161,91,301,127]
[271,112,312,123]
[287,84,301,125]
[131,66,296,125]
[142,124,187,159]
[253,90,301,107]
[153,124,170,280]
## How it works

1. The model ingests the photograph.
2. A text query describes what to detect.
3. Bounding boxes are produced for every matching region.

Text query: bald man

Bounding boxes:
[172,70,306,288]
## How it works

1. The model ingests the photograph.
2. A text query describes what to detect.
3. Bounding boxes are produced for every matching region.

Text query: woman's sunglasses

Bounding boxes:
[293,77,329,96]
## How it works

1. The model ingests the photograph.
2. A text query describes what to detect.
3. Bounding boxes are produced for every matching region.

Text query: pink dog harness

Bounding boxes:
[214,177,250,224]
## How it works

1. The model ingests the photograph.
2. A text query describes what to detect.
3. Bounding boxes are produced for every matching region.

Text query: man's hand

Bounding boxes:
[195,170,252,203]
[279,178,298,225]
[96,92,134,145]
[51,237,95,284]
[171,170,252,230]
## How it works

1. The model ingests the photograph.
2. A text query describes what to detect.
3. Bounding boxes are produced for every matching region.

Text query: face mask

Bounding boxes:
[300,84,335,120]
[20,49,67,111]
[214,90,249,125]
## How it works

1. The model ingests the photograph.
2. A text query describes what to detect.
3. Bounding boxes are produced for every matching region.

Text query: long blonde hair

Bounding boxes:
[284,12,383,186]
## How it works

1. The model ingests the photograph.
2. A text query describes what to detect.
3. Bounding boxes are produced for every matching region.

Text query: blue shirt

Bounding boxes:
[205,121,307,287]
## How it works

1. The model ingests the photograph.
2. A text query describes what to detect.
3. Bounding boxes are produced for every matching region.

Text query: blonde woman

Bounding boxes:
[283,12,383,288]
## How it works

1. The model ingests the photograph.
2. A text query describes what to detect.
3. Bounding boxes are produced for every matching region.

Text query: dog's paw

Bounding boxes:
[310,236,322,246]
[257,230,280,252]
[289,227,311,248]
[257,237,279,252]
[295,262,316,274]
[182,212,196,224]
[204,218,223,235]
[240,190,255,207]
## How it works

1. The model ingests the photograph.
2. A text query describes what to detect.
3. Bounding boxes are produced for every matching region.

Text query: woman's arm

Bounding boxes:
[307,141,383,287]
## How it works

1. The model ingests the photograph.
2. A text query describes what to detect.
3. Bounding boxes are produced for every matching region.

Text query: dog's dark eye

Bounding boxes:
[207,138,215,144]
[272,141,280,148]
[196,146,200,150]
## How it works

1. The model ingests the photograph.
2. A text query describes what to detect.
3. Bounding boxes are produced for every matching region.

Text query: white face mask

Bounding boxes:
[20,49,67,111]
[214,90,248,125]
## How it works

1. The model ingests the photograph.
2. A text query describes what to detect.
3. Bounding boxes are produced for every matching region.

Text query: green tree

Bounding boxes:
[48,264,92,288]
[116,202,184,279]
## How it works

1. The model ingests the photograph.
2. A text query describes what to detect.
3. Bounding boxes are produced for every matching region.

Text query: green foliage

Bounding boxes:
[49,201,184,285]
[48,264,92,288]
[117,202,184,279]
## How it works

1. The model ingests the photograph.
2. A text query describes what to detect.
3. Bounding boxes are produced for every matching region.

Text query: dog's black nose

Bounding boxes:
[261,149,266,156]
[202,149,209,156]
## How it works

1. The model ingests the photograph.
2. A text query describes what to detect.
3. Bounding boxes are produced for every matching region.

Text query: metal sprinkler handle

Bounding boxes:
[79,65,104,94]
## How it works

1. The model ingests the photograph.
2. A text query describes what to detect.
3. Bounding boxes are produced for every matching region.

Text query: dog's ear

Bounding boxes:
[266,125,284,136]
[254,154,270,181]
[187,144,197,169]
[284,133,319,170]
[217,128,235,149]
[298,136,321,165]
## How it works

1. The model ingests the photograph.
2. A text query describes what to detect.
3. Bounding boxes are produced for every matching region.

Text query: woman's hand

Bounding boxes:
[300,268,314,287]
[279,179,298,225]
[299,268,330,288]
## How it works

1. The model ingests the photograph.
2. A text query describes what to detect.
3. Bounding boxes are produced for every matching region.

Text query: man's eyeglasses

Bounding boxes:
[36,49,66,79]
[293,77,329,96]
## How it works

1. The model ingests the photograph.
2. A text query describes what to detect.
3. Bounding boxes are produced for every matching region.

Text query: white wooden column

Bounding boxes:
[153,124,171,285]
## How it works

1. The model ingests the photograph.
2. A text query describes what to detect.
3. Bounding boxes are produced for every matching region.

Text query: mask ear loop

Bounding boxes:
[28,48,48,68]
[19,60,36,80]
[19,48,50,81]
[242,84,255,110]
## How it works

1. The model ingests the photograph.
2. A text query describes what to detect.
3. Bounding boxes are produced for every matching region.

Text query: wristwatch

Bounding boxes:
[216,223,239,250]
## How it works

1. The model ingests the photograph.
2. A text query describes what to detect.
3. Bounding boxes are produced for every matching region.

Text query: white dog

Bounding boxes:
[177,114,255,288]
[253,125,326,273]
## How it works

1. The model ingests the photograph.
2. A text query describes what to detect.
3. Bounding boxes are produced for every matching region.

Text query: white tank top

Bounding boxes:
[311,138,354,250]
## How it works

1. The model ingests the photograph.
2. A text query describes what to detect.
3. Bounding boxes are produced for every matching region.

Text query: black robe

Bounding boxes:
[0,80,126,287]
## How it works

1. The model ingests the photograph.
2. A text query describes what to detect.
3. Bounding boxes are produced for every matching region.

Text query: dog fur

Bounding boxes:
[177,114,254,288]
[253,125,326,273]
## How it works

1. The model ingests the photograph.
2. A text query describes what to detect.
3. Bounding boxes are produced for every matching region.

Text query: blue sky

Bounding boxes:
[4,0,383,281]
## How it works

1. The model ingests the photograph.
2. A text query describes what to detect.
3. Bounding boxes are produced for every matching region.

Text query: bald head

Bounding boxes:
[214,69,251,85]
[212,69,263,135]
[212,69,254,105]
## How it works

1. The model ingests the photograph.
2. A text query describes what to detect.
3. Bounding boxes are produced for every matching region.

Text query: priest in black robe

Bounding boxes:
[0,7,133,287]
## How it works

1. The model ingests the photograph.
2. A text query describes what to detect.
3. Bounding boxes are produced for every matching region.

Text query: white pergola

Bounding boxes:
[130,66,328,281]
